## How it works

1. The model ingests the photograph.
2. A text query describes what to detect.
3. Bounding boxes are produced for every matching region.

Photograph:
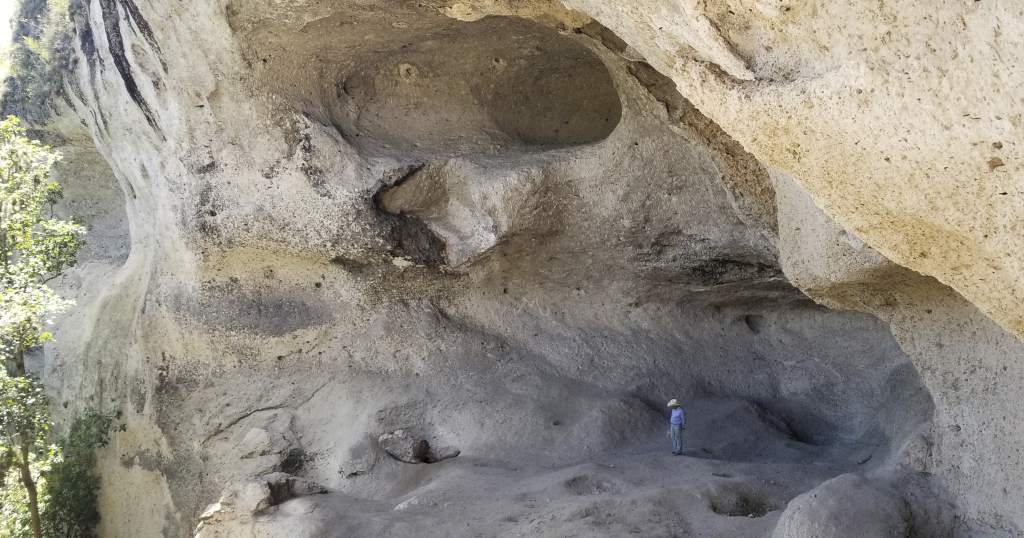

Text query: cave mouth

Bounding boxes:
[182,6,944,534]
[221,2,936,472]
[325,16,623,159]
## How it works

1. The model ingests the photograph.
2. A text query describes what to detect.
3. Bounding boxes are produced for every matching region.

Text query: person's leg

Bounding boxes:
[671,425,682,455]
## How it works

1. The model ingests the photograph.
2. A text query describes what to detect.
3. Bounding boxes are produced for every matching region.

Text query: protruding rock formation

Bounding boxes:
[3,0,1023,536]
[772,474,911,538]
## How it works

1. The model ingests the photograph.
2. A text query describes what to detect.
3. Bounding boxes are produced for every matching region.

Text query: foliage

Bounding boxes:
[0,466,35,537]
[3,0,75,121]
[0,373,113,538]
[0,114,84,373]
[0,372,53,538]
[0,373,50,447]
[41,410,114,538]
[0,115,91,538]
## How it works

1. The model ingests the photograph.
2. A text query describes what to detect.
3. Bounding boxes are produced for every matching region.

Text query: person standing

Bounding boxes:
[667,399,685,455]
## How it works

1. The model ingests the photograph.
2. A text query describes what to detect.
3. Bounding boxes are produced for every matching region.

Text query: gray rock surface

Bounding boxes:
[378,430,460,464]
[772,473,910,538]
[775,168,1024,536]
[2,1,1022,537]
[194,472,327,537]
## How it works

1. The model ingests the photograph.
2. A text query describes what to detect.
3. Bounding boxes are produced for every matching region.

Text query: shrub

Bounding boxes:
[41,410,114,538]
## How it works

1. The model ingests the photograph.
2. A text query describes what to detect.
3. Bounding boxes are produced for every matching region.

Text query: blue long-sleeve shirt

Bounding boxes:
[670,407,685,426]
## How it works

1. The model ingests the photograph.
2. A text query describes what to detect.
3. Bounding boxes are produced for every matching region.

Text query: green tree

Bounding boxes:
[0,114,84,375]
[0,115,84,538]
[0,390,114,538]
[0,373,53,538]
[3,0,76,122]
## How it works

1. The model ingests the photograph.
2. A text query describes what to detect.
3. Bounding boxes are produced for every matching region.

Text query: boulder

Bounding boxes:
[772,474,910,538]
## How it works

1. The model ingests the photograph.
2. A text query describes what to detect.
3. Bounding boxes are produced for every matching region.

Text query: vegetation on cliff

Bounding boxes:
[2,0,74,122]
[0,115,83,375]
[0,116,109,537]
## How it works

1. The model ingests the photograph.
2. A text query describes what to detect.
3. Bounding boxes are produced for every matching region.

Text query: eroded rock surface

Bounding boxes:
[378,430,460,464]
[2,0,1022,537]
[194,472,328,537]
[567,0,1024,339]
[772,473,910,538]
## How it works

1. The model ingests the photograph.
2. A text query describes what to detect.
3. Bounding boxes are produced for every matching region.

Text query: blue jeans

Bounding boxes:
[670,424,683,454]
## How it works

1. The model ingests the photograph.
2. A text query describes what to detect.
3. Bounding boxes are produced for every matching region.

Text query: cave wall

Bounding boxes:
[775,170,1024,535]
[565,0,1024,340]
[5,0,1021,536]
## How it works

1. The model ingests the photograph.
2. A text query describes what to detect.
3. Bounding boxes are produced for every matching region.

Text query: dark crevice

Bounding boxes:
[743,314,766,334]
[89,108,109,139]
[378,210,448,267]
[73,0,99,69]
[381,163,425,190]
[98,0,164,138]
[277,448,308,475]
[708,486,779,518]
[372,166,448,266]
[118,0,167,72]
[65,73,86,105]
[682,258,781,287]
[78,16,98,63]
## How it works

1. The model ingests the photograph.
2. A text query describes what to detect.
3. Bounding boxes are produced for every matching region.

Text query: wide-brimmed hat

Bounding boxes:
[667,399,680,408]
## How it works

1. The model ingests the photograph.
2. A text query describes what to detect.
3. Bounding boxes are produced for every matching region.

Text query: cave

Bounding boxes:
[326,16,623,158]
[134,10,942,535]
[4,0,1023,537]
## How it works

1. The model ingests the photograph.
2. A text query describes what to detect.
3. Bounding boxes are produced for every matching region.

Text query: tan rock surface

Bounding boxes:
[566,0,1024,337]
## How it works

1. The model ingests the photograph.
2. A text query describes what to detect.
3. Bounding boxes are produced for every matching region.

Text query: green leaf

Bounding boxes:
[0,115,83,368]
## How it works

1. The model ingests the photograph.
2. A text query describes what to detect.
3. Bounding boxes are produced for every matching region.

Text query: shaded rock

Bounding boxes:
[430,444,461,463]
[378,430,460,464]
[199,472,327,521]
[376,159,547,266]
[195,472,328,536]
[772,474,909,538]
[378,429,421,463]
[339,436,379,478]
[28,0,1020,535]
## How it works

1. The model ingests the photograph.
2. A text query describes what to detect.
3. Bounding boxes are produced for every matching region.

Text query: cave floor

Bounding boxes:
[249,398,865,537]
[265,449,848,537]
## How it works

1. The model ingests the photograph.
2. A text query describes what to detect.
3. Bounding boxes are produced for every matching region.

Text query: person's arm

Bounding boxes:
[680,408,685,428]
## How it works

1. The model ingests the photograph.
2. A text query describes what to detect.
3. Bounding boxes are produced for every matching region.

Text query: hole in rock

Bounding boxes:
[326,16,622,158]
[372,183,449,266]
[564,474,618,496]
[743,314,766,334]
[708,484,779,518]
[277,448,308,475]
